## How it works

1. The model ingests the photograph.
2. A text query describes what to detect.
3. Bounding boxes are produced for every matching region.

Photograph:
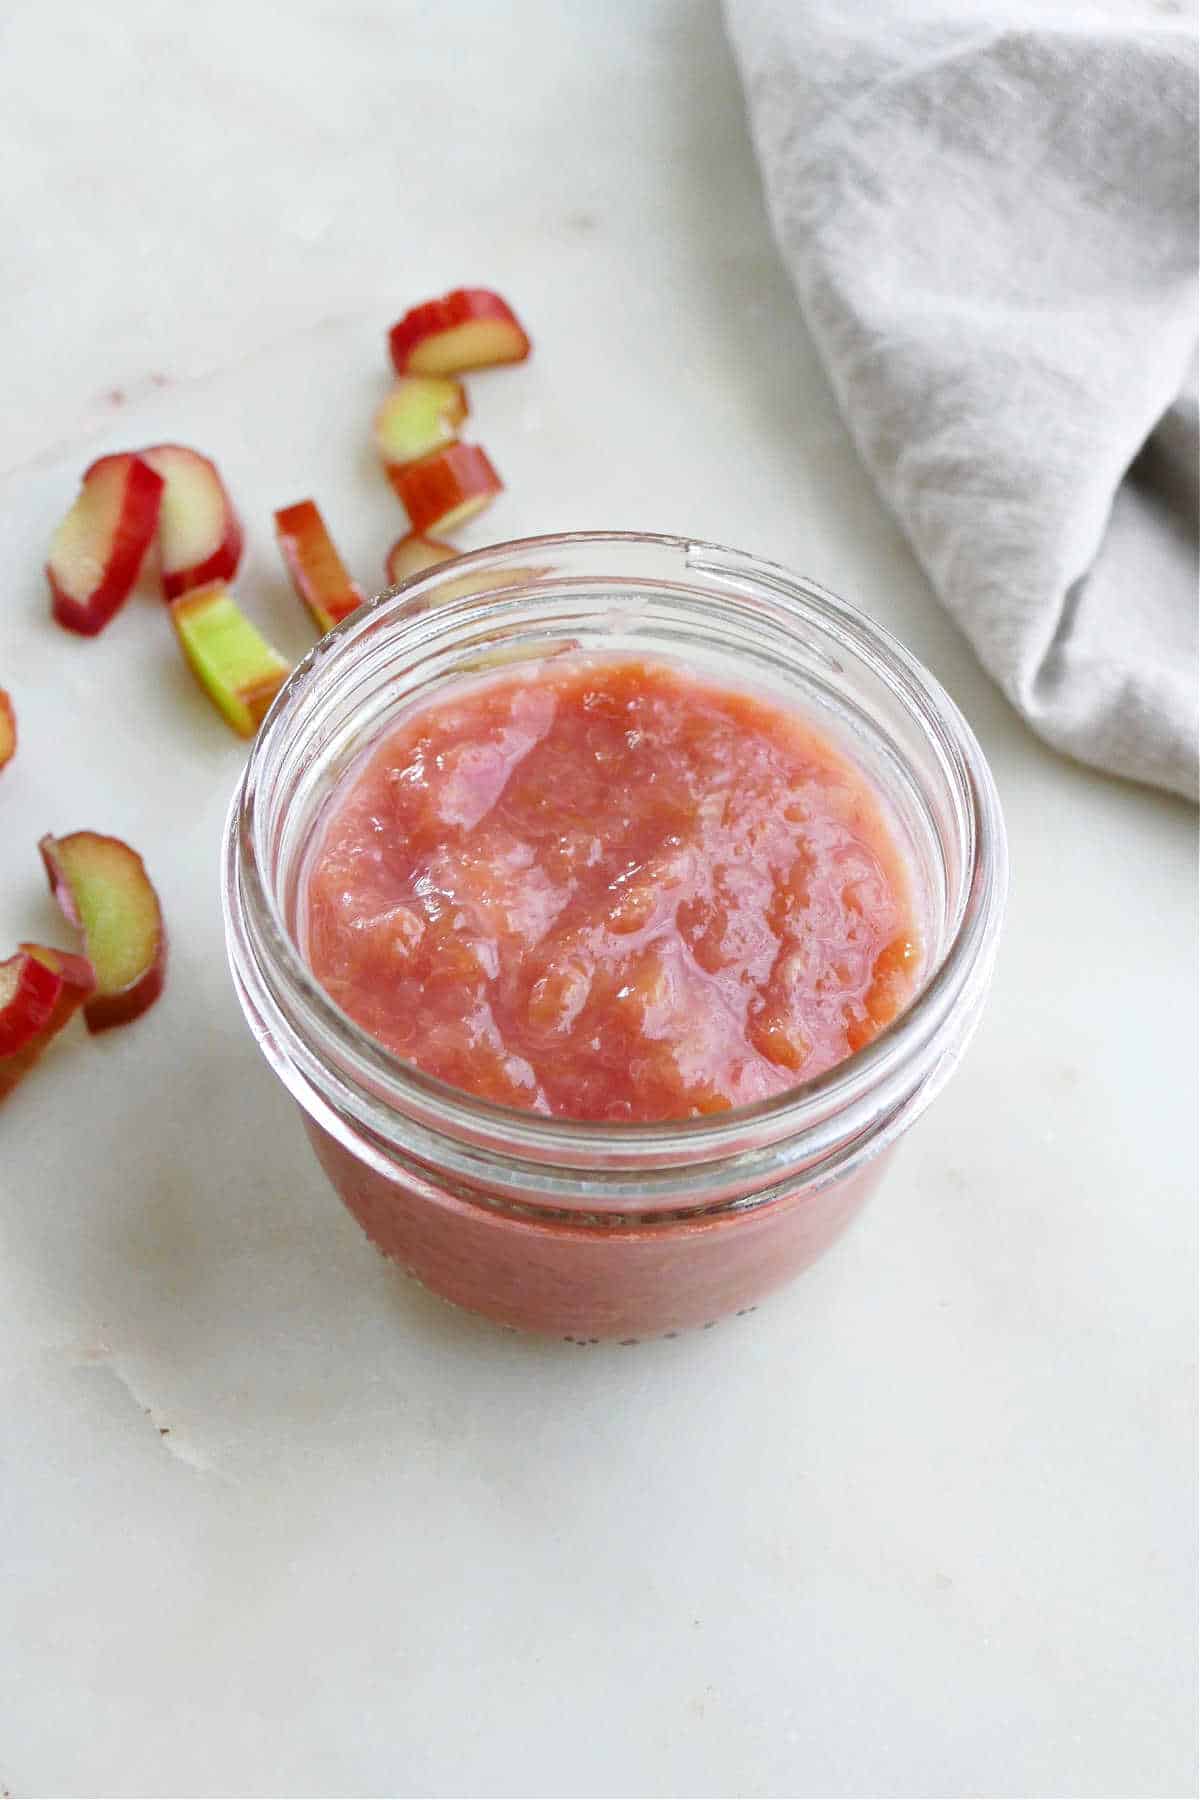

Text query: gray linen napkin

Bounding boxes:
[725,0,1199,799]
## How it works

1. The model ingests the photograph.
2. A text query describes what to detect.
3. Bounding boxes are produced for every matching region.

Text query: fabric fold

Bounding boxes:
[725,0,1199,798]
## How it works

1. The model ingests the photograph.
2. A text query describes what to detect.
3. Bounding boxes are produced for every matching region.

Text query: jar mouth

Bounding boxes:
[223,531,1007,1192]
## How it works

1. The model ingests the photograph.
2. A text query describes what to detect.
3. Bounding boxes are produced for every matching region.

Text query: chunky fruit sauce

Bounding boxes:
[302,658,920,1122]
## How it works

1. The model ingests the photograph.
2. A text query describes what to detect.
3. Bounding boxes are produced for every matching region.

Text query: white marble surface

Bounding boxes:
[0,4,1195,1796]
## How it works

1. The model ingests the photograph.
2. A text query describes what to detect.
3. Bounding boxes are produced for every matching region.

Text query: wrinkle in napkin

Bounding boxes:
[725,0,1199,798]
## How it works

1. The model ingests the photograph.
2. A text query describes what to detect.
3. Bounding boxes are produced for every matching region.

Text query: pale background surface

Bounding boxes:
[1,4,1195,1796]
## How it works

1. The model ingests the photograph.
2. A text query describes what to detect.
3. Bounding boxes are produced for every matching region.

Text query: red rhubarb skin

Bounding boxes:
[0,689,15,770]
[275,499,362,631]
[136,445,244,600]
[0,954,67,1099]
[48,455,165,635]
[388,289,531,375]
[386,443,502,534]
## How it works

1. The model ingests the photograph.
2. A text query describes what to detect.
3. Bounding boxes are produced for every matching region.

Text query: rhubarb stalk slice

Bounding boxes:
[388,289,531,376]
[275,500,363,634]
[387,444,502,535]
[170,582,291,738]
[47,454,165,635]
[40,831,166,1033]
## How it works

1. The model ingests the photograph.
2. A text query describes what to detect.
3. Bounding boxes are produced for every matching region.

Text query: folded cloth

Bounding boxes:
[725,0,1199,799]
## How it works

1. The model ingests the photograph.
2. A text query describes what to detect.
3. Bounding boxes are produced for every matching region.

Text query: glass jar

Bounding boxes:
[222,533,1007,1341]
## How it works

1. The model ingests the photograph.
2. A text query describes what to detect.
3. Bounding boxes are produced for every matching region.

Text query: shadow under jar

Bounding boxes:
[223,533,1006,1341]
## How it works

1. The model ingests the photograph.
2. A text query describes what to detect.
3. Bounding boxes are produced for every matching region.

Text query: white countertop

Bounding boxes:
[1,4,1195,1795]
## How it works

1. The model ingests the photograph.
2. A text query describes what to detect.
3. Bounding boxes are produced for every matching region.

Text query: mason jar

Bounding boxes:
[222,532,1007,1340]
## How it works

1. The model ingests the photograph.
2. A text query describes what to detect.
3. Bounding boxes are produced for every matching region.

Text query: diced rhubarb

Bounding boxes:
[0,689,14,771]
[384,534,458,587]
[170,582,291,738]
[0,951,60,1054]
[20,943,96,1051]
[387,444,502,535]
[388,289,531,376]
[274,500,363,634]
[47,454,165,635]
[0,950,68,1100]
[374,378,468,467]
[141,444,244,599]
[40,831,166,1032]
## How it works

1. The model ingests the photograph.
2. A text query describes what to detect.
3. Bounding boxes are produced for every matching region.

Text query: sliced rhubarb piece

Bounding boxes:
[47,454,165,635]
[274,500,363,634]
[170,581,291,737]
[388,289,531,376]
[141,444,244,599]
[0,950,70,1100]
[384,533,458,587]
[19,942,95,1050]
[39,831,166,1032]
[0,951,61,1055]
[0,689,14,771]
[20,943,97,1024]
[374,377,468,467]
[0,945,95,1098]
[387,444,502,535]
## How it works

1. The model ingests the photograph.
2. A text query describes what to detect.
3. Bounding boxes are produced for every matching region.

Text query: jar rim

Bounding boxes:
[223,530,1007,1188]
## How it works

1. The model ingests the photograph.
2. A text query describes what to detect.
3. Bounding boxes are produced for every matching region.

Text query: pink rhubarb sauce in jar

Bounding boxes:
[223,534,1006,1341]
[302,659,920,1123]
